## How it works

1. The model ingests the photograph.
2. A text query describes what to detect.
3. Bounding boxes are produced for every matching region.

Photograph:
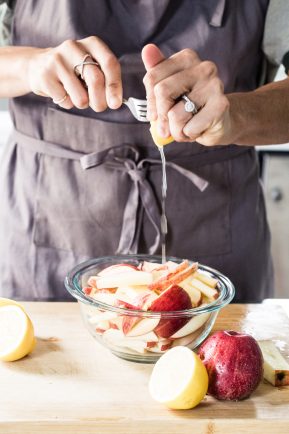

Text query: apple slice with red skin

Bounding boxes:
[148,261,198,294]
[148,285,192,338]
[87,264,139,289]
[140,261,167,273]
[122,316,140,335]
[198,330,264,400]
[122,294,158,335]
[115,287,156,310]
[83,286,93,295]
[146,339,173,353]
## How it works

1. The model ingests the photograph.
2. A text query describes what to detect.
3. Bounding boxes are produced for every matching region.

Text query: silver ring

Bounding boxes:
[73,54,100,79]
[181,95,198,114]
[53,92,68,105]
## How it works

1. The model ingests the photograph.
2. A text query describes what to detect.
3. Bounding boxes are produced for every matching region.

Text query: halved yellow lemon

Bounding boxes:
[0,297,24,309]
[0,302,36,362]
[149,346,208,409]
[150,120,174,147]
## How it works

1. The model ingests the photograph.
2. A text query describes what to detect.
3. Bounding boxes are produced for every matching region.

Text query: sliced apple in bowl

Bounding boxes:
[148,285,192,338]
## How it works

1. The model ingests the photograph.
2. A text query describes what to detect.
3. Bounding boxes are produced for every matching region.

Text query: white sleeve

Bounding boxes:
[263,0,289,67]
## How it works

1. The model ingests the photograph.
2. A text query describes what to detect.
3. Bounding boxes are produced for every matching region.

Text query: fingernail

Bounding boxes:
[157,122,169,138]
[108,96,121,109]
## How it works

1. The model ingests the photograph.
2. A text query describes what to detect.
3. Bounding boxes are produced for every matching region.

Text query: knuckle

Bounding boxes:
[198,136,218,147]
[158,113,168,123]
[183,126,198,142]
[168,111,187,142]
[89,71,104,87]
[154,81,169,99]
[107,81,120,91]
[75,94,89,108]
[200,60,218,77]
[217,95,229,112]
[181,48,194,59]
[172,130,187,142]
[180,48,198,66]
[143,71,156,88]
[167,108,178,122]
[84,35,99,45]
[60,39,76,51]
[43,52,62,72]
[210,76,224,93]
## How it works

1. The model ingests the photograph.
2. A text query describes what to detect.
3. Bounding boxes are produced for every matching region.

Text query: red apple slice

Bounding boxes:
[170,312,210,338]
[148,261,198,293]
[140,261,167,273]
[96,270,153,289]
[149,285,192,338]
[122,316,140,335]
[115,286,151,307]
[95,319,110,332]
[146,339,173,353]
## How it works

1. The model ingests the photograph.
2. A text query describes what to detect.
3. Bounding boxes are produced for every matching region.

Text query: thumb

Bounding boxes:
[142,43,166,70]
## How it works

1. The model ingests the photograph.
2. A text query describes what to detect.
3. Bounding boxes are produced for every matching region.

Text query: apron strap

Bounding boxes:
[12,129,208,256]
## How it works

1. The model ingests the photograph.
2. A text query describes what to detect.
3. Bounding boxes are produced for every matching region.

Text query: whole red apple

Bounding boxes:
[198,330,263,400]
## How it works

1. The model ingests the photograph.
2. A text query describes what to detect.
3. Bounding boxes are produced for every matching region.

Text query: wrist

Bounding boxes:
[225,93,249,145]
[24,47,50,95]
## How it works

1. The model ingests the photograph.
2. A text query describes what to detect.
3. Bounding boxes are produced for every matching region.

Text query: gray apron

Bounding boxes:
[0,0,273,302]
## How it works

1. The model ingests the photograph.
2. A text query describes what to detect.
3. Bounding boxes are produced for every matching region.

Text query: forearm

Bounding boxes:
[228,77,289,146]
[0,46,42,97]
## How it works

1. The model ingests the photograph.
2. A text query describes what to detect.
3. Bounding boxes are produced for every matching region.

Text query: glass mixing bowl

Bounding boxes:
[65,255,235,363]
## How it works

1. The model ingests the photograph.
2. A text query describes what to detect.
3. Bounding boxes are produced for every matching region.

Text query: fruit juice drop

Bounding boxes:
[159,146,167,264]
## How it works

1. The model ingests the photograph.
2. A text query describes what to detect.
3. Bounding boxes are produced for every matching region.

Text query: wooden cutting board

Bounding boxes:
[0,301,288,434]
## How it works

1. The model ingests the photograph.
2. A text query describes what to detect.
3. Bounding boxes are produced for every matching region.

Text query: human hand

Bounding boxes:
[26,36,122,111]
[142,44,232,146]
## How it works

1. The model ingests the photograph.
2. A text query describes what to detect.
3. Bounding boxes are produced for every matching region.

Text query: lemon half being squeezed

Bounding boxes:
[150,120,174,147]
[0,298,36,362]
[149,346,208,410]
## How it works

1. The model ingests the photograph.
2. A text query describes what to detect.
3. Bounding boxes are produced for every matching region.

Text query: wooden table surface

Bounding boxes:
[0,301,289,434]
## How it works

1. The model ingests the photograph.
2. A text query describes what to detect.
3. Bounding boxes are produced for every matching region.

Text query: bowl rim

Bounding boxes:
[64,254,235,318]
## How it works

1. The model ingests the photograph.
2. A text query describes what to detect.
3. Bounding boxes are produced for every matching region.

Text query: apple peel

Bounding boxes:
[148,261,198,293]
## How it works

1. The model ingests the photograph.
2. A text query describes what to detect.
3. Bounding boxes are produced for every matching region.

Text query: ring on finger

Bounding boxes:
[53,91,68,105]
[181,94,199,114]
[73,54,100,79]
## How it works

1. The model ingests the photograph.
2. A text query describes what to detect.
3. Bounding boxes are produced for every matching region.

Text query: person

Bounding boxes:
[0,0,288,302]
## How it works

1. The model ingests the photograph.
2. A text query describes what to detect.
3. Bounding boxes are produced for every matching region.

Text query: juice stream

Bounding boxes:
[159,146,167,264]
